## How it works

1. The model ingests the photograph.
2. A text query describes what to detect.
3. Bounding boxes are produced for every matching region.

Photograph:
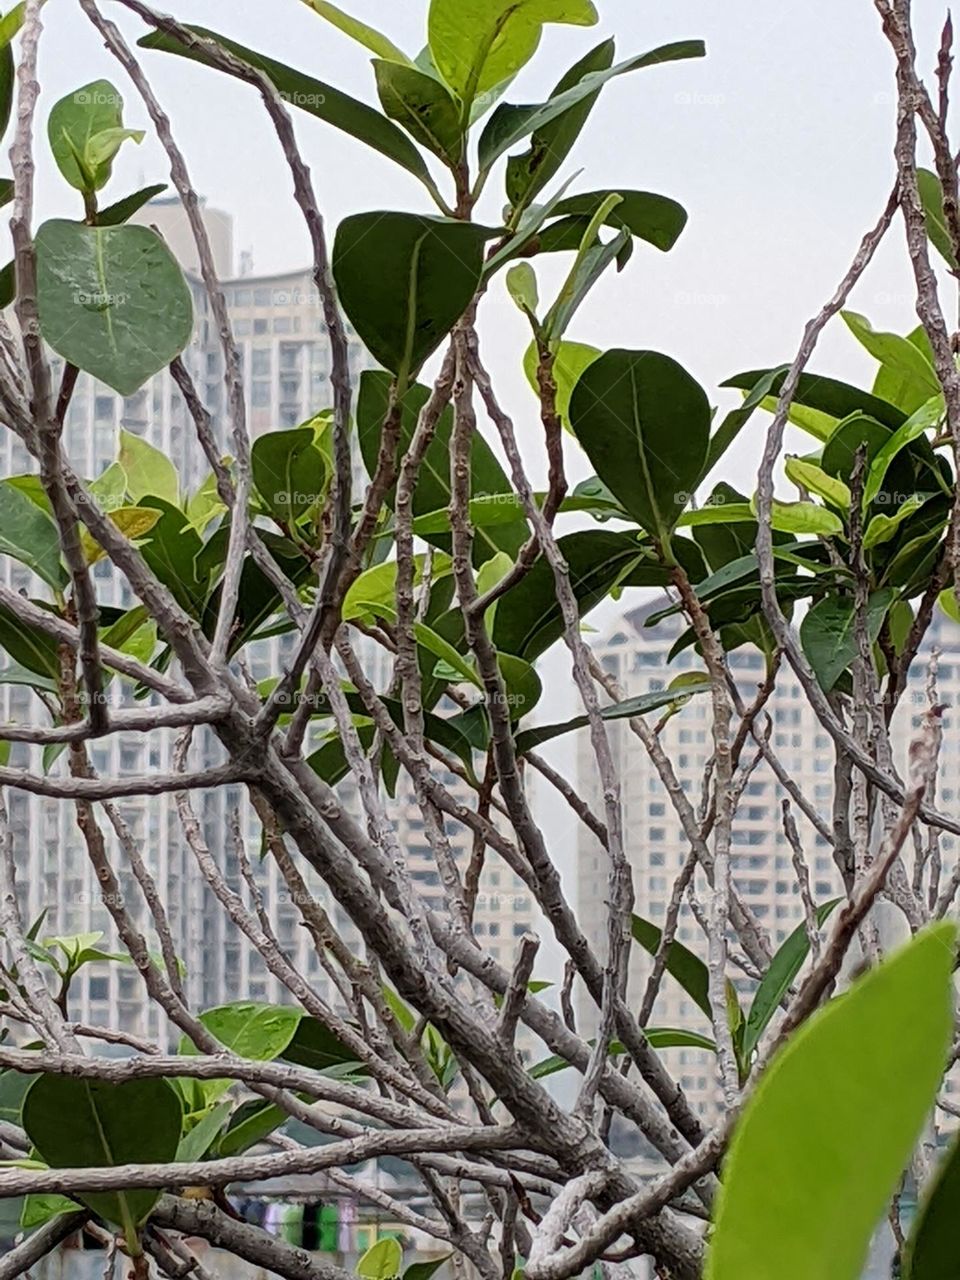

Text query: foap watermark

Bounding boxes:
[279,90,326,108]
[75,289,127,309]
[674,289,728,309]
[74,88,121,107]
[674,89,726,107]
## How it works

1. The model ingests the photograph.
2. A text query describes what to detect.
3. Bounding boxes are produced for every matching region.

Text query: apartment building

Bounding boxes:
[576,597,960,1115]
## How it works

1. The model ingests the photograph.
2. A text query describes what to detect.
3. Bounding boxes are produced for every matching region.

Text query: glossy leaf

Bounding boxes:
[543,188,688,254]
[36,220,193,397]
[252,426,327,525]
[333,213,490,382]
[707,924,956,1280]
[842,311,940,415]
[47,80,142,193]
[568,349,711,542]
[767,499,843,538]
[184,1002,303,1061]
[358,1237,404,1280]
[506,39,615,213]
[863,396,944,507]
[138,27,438,194]
[374,60,463,167]
[22,1075,182,1233]
[800,589,896,693]
[428,0,598,108]
[784,458,851,509]
[723,369,906,435]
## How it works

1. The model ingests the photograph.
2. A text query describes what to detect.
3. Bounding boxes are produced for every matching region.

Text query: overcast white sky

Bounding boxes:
[21,0,959,942]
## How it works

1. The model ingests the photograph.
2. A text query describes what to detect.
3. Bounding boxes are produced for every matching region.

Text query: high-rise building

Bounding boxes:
[0,201,536,1053]
[576,597,960,1115]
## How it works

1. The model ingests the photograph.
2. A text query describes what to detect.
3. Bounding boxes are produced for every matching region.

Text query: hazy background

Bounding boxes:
[16,0,960,938]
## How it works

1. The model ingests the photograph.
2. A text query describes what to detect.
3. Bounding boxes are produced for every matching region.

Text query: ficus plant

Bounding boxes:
[0,1,957,1280]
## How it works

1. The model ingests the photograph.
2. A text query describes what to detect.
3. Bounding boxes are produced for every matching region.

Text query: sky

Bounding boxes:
[19,0,960,950]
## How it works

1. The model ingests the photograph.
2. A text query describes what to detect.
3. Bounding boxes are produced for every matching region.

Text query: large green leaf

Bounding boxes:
[631,913,712,1020]
[36,220,193,397]
[0,479,67,591]
[722,369,907,435]
[0,601,60,680]
[428,0,598,108]
[333,213,490,382]
[373,60,463,167]
[479,42,705,172]
[22,1076,182,1234]
[358,1238,404,1280]
[137,498,209,618]
[800,590,895,692]
[568,349,711,543]
[506,39,615,213]
[904,1132,960,1279]
[740,901,840,1060]
[281,1016,364,1073]
[138,26,437,192]
[252,426,327,525]
[706,924,956,1280]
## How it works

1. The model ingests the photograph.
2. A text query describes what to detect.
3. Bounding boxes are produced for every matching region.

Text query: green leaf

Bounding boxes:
[22,1075,182,1233]
[740,901,840,1060]
[373,60,463,167]
[568,349,711,543]
[903,1131,960,1279]
[506,262,539,316]
[707,924,957,1280]
[47,80,141,193]
[478,42,705,172]
[766,499,843,538]
[543,196,629,342]
[784,457,851,509]
[541,188,688,255]
[333,213,490,383]
[36,220,193,397]
[800,590,895,693]
[119,429,179,506]
[631,914,711,1019]
[281,1016,364,1073]
[404,1256,453,1280]
[722,369,907,435]
[358,1237,404,1280]
[252,426,327,525]
[863,493,931,550]
[841,311,941,415]
[515,681,711,753]
[97,183,167,226]
[428,0,598,109]
[185,1002,303,1061]
[0,601,60,679]
[21,1192,81,1230]
[79,505,161,566]
[215,1099,288,1158]
[918,168,959,271]
[175,1101,232,1162]
[506,39,615,214]
[863,396,944,508]
[523,339,600,433]
[0,478,67,591]
[299,0,411,63]
[138,27,439,196]
[528,1030,717,1081]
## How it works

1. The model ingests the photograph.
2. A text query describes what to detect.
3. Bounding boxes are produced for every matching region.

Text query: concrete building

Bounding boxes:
[576,597,960,1115]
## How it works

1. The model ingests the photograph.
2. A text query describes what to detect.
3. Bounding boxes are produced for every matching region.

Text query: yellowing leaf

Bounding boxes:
[80,505,161,565]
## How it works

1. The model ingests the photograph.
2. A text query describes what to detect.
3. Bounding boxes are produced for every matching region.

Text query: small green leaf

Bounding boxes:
[918,168,959,271]
[47,80,141,192]
[183,1002,303,1061]
[506,262,539,316]
[863,396,944,507]
[766,499,843,538]
[841,311,941,414]
[784,457,851,509]
[252,427,327,525]
[79,505,161,565]
[373,60,463,167]
[707,924,957,1280]
[0,478,67,591]
[523,339,600,433]
[863,494,931,550]
[515,681,711,753]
